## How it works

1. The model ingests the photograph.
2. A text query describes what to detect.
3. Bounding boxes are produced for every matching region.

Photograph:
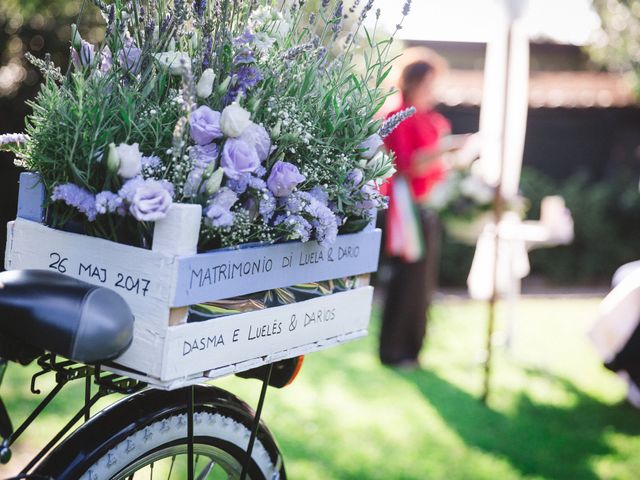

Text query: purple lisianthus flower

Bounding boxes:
[118,39,142,74]
[130,179,174,222]
[95,191,123,215]
[205,187,238,228]
[190,143,219,168]
[71,40,95,68]
[267,161,306,197]
[259,190,276,222]
[359,134,384,159]
[356,182,385,211]
[51,183,97,222]
[221,137,260,180]
[227,172,251,194]
[190,106,223,145]
[239,123,271,162]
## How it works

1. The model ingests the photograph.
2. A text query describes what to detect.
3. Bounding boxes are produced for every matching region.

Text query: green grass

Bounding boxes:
[1,297,640,479]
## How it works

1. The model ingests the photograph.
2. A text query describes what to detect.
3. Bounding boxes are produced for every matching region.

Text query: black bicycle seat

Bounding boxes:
[0,270,134,364]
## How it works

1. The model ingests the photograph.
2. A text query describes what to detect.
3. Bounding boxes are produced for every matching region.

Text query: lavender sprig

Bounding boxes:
[379,107,416,138]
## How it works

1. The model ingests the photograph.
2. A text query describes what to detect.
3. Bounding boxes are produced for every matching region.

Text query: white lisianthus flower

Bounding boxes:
[359,134,384,159]
[196,68,215,98]
[115,143,143,179]
[205,167,225,195]
[153,52,191,75]
[220,102,252,138]
[106,142,120,173]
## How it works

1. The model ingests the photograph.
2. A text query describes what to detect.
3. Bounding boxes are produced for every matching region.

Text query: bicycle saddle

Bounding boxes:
[0,270,134,363]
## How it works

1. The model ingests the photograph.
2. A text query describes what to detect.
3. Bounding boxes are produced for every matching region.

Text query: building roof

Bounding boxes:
[438,69,638,109]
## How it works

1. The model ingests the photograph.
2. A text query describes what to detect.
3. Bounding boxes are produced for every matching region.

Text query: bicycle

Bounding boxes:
[0,269,302,480]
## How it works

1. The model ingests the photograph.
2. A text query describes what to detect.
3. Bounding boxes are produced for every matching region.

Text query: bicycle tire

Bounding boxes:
[33,385,285,480]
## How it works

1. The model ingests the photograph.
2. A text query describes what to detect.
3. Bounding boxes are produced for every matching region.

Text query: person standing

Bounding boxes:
[379,50,455,368]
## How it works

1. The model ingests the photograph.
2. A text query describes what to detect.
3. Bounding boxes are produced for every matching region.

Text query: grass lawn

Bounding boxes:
[1,296,640,479]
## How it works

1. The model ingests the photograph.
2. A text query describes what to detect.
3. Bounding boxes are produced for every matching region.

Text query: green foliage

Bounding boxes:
[440,166,640,286]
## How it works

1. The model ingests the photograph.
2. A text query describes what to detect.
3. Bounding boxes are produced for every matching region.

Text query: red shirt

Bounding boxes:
[383,105,451,200]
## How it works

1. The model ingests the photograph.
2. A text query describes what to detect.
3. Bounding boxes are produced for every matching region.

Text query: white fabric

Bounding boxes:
[589,267,640,363]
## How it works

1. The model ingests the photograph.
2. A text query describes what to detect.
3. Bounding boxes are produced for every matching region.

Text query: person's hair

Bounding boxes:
[399,61,435,99]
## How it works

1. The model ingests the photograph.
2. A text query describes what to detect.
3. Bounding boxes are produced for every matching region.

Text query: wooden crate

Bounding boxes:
[5,173,381,389]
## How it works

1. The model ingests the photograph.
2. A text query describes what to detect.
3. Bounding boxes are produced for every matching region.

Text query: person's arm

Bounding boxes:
[410,134,471,175]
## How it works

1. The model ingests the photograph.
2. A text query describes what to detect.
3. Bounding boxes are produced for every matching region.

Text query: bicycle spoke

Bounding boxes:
[195,460,215,480]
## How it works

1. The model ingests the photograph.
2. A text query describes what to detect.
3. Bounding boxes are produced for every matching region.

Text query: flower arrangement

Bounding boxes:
[1,0,413,250]
[428,163,529,243]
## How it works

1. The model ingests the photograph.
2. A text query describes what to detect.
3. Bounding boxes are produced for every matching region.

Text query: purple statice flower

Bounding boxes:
[248,176,267,190]
[255,165,267,177]
[205,187,238,228]
[118,38,142,75]
[118,176,145,203]
[267,161,306,197]
[95,191,123,215]
[51,183,97,221]
[306,199,339,247]
[130,179,174,221]
[221,137,260,180]
[190,143,219,169]
[259,190,276,222]
[284,191,312,214]
[275,214,312,242]
[227,173,251,194]
[239,123,271,162]
[309,186,329,206]
[190,106,223,145]
[141,155,162,170]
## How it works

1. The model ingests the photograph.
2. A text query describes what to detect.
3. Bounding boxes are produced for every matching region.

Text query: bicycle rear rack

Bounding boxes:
[1,353,146,476]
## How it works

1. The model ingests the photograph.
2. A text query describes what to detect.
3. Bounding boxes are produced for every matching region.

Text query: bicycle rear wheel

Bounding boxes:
[34,385,285,480]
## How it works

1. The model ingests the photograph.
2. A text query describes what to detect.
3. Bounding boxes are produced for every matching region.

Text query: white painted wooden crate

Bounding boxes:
[5,173,381,389]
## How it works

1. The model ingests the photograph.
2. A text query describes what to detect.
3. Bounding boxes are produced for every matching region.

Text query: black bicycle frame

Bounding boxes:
[0,353,277,480]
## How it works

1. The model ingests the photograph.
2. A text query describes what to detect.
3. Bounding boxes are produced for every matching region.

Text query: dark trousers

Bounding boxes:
[379,209,441,365]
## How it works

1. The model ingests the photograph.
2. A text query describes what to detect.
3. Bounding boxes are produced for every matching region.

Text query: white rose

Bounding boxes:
[154,52,191,75]
[220,102,252,138]
[115,143,143,179]
[196,68,215,98]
